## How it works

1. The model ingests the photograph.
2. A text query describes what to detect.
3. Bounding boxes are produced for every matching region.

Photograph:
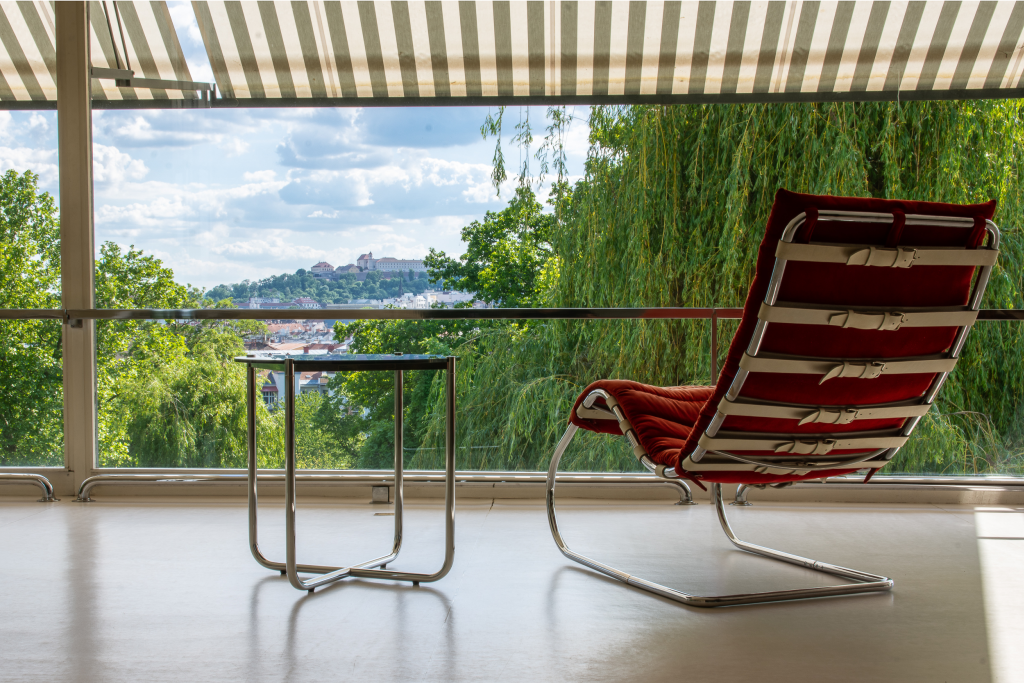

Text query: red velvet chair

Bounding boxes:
[546,189,1000,607]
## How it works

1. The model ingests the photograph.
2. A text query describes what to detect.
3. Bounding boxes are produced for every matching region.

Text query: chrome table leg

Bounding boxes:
[546,424,893,607]
[245,363,399,577]
[283,357,457,592]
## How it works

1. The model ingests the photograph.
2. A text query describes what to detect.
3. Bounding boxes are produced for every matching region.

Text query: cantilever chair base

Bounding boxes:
[546,424,893,607]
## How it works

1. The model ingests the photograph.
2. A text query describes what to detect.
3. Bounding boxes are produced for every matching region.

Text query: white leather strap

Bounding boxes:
[776,241,998,268]
[758,302,978,331]
[740,353,957,383]
[718,398,932,424]
[698,432,908,454]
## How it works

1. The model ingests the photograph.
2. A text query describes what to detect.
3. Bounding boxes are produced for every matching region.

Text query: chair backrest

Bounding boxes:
[677,189,999,484]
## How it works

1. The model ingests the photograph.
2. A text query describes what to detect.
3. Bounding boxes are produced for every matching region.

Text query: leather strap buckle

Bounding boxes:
[775,440,836,455]
[820,361,886,384]
[847,246,918,268]
[798,408,859,426]
[828,310,907,331]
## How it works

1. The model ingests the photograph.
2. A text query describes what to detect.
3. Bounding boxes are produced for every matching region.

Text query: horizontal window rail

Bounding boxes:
[66,470,1024,502]
[0,307,1021,321]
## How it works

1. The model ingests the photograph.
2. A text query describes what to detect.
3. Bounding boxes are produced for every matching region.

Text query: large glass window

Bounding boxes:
[0,113,62,466]
[84,99,1024,475]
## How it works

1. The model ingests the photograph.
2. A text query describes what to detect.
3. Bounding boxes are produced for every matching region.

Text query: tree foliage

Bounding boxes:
[425,186,555,307]
[404,101,1024,474]
[205,267,430,305]
[0,170,62,465]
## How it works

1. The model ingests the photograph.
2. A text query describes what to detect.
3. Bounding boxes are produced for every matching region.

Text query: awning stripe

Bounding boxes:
[687,1,712,94]
[245,3,280,98]
[119,1,169,99]
[0,60,13,100]
[20,2,55,86]
[654,1,677,95]
[817,1,852,92]
[784,0,817,93]
[154,1,191,83]
[988,1,1024,87]
[916,1,957,91]
[443,1,465,97]
[355,1,384,97]
[491,1,509,95]
[0,6,46,100]
[533,0,547,94]
[323,1,357,96]
[420,1,439,95]
[224,2,263,98]
[194,0,234,98]
[970,2,1013,88]
[509,0,529,96]
[293,1,328,98]
[952,1,995,89]
[461,0,482,96]
[753,1,782,93]
[720,1,747,95]
[391,1,417,97]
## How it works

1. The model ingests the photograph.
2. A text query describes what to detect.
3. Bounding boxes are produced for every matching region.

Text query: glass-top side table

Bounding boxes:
[235,353,456,593]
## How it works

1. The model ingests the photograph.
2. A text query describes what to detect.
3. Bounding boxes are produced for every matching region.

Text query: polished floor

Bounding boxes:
[1,495,1022,683]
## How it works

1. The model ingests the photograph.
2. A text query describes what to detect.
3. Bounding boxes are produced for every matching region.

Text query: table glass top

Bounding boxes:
[234,353,446,364]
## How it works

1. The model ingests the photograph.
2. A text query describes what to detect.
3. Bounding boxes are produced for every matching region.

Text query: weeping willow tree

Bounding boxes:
[407,101,1024,475]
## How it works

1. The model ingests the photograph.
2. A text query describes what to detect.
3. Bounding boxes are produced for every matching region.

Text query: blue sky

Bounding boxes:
[0,1,590,293]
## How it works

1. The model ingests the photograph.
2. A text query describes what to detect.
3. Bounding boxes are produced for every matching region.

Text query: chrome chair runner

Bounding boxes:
[546,429,893,608]
[547,192,999,607]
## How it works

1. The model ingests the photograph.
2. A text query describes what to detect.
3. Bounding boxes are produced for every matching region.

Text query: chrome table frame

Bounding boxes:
[241,354,456,593]
[547,424,893,607]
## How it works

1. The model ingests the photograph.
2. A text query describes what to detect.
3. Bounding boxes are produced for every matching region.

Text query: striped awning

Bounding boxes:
[2,2,1024,109]
[196,1,1024,106]
[0,1,201,108]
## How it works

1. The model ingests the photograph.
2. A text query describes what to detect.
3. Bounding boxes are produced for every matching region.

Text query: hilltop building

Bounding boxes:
[310,261,334,277]
[354,252,427,273]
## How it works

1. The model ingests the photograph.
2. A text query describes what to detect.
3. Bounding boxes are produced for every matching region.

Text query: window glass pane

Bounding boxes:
[90,95,1024,477]
[0,113,60,309]
[0,319,63,466]
[0,116,63,466]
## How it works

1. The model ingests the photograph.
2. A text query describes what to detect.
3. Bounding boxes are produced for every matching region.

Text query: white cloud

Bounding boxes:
[83,107,592,289]
[0,146,58,188]
[93,144,148,184]
[243,170,277,182]
[28,113,49,134]
[95,175,288,227]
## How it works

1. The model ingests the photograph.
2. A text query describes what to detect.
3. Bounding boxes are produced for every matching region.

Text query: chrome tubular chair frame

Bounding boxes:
[546,421,893,608]
[245,357,456,593]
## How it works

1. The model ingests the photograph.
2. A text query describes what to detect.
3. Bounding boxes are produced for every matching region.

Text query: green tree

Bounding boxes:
[424,186,554,307]
[0,170,62,465]
[329,311,477,468]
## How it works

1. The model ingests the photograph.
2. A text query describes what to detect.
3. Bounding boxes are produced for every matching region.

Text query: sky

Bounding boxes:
[0,1,591,294]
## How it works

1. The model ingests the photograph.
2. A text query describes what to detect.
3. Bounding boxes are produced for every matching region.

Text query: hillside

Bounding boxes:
[203,268,431,305]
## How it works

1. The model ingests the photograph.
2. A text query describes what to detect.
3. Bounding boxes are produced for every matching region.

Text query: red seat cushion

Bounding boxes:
[569,381,714,446]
